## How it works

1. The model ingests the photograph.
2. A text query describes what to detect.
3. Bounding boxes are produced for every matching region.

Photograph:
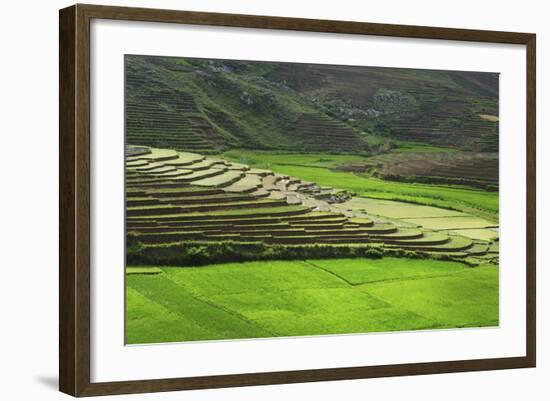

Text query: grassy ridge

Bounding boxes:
[126,257,498,343]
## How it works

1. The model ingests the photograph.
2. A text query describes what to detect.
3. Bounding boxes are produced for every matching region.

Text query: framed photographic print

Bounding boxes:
[59,4,536,397]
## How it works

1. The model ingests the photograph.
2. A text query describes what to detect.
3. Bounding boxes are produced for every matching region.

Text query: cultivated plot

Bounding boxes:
[124,55,500,344]
[126,258,498,343]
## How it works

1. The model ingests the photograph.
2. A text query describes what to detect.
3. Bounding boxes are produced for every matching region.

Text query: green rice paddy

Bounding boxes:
[126,258,498,344]
[448,228,499,241]
[339,197,467,219]
[403,216,497,230]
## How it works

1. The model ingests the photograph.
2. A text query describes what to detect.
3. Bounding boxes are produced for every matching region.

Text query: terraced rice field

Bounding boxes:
[126,258,498,344]
[125,146,499,343]
[448,228,499,241]
[335,195,498,253]
[125,69,227,153]
[339,197,467,219]
[124,55,500,345]
[223,150,499,221]
[336,151,498,190]
[402,216,496,230]
[384,91,498,152]
[289,113,368,153]
[126,146,496,257]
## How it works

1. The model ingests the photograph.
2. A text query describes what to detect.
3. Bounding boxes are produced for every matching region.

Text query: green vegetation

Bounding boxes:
[220,152,498,220]
[126,146,497,264]
[126,274,271,343]
[134,205,312,219]
[127,239,466,267]
[126,56,498,154]
[391,141,461,153]
[124,145,499,343]
[360,265,498,327]
[308,257,470,284]
[124,55,500,344]
[340,197,466,219]
[339,151,498,190]
[448,228,499,241]
[126,267,162,275]
[126,258,498,343]
[403,216,497,230]
[222,149,368,169]
[296,168,497,216]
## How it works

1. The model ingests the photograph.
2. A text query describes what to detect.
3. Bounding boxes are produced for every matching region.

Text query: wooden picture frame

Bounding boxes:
[59,3,536,397]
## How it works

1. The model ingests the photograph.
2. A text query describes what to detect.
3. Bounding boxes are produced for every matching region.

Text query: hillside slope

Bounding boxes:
[125,55,499,154]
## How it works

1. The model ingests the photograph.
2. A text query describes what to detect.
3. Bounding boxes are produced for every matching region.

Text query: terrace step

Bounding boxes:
[127,205,186,217]
[127,197,160,207]
[380,231,449,246]
[144,188,225,198]
[369,228,424,240]
[385,234,473,252]
[128,216,292,226]
[303,229,369,236]
[364,224,398,234]
[190,170,245,188]
[151,169,194,178]
[158,194,256,205]
[169,199,290,213]
[126,206,314,221]
[291,223,346,230]
[134,163,176,173]
[464,242,490,256]
[267,235,371,245]
[164,154,205,166]
[174,168,228,183]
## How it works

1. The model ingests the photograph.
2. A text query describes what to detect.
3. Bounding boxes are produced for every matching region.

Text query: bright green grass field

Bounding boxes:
[222,149,368,169]
[126,258,499,344]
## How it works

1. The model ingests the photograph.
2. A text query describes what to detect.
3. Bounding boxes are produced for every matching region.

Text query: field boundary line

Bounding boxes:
[303,260,356,286]
[354,267,492,286]
[161,270,279,337]
[304,260,496,287]
[126,282,221,339]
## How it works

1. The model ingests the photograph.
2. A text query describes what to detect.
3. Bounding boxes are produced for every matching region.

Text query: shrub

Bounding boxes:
[127,240,390,266]
[364,247,384,259]
[126,234,144,255]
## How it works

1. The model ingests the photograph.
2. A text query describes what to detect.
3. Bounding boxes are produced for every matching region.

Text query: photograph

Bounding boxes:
[124,55,500,344]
